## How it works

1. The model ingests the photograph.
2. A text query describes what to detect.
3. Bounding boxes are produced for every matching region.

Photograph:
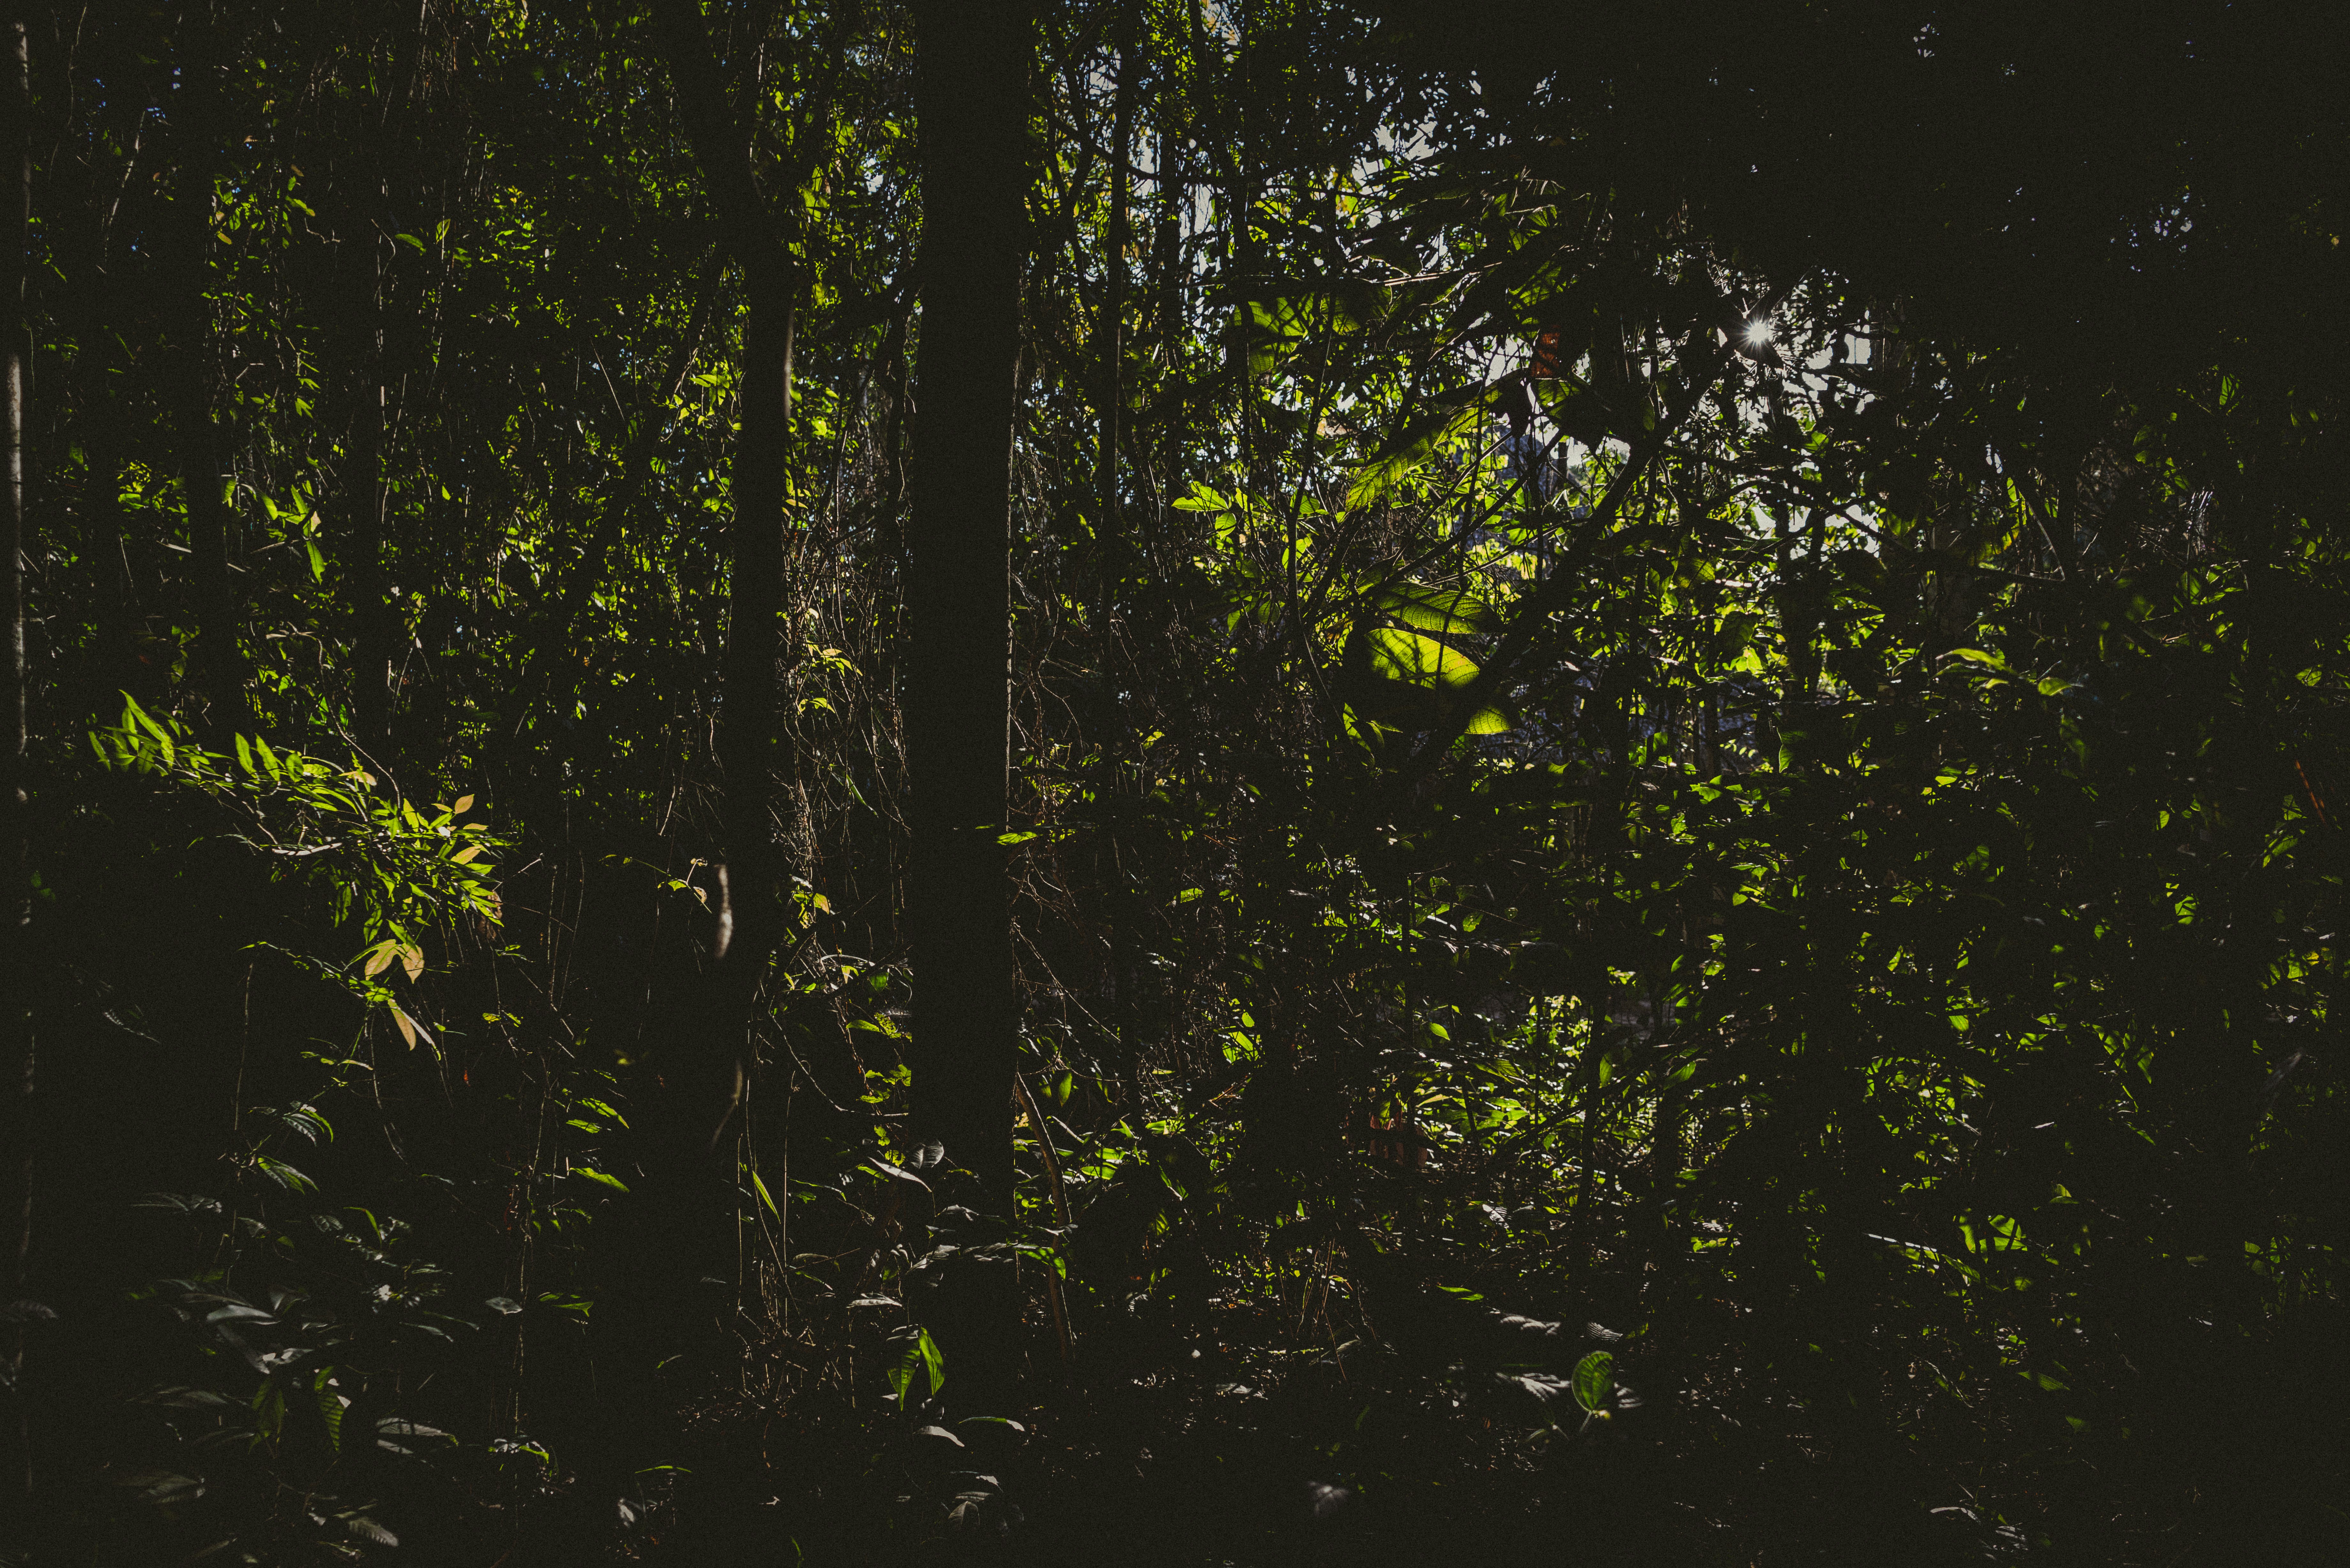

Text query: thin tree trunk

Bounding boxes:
[906,0,1030,1215]
[1098,1,1136,536]
[0,2,32,1532]
[879,303,911,537]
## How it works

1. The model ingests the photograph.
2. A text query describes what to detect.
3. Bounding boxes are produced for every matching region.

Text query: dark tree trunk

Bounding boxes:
[0,3,30,1533]
[644,6,804,1101]
[563,281,795,1549]
[906,0,1030,1215]
[700,272,795,1144]
[530,7,804,1551]
[630,0,801,1286]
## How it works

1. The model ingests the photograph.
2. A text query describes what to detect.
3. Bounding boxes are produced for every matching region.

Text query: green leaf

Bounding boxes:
[1241,297,1313,374]
[1346,401,1484,511]
[1573,1350,1615,1414]
[278,1104,333,1144]
[1378,581,1503,634]
[917,1326,946,1395]
[1172,480,1230,514]
[254,1155,316,1195]
[884,1325,949,1404]
[1363,626,1481,690]
[1944,646,2014,676]
[314,1368,347,1452]
[862,1159,931,1190]
[123,694,175,766]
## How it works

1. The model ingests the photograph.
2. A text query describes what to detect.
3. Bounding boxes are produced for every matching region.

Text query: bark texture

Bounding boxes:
[906,0,1032,1215]
[0,3,31,1532]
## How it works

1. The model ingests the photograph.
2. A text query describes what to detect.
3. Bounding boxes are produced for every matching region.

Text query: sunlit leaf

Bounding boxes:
[1573,1351,1615,1414]
[1362,626,1481,690]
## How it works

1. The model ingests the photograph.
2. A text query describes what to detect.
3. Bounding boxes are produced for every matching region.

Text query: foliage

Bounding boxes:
[5,1,2347,1564]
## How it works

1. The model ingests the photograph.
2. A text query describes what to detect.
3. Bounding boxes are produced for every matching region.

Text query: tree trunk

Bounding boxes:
[1153,124,1184,522]
[1098,1,1137,536]
[906,0,1030,1215]
[565,282,794,1549]
[701,272,794,1142]
[635,0,801,1278]
[0,2,30,1533]
[529,8,804,1551]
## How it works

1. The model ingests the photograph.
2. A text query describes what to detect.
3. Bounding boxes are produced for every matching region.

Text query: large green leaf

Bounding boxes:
[1378,580,1504,634]
[1362,625,1481,690]
[1573,1350,1615,1415]
[1346,397,1490,511]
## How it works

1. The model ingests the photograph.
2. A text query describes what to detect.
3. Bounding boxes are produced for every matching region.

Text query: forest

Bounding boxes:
[2,0,2347,1562]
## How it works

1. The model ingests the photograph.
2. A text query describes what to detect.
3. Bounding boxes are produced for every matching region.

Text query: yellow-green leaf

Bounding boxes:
[1364,626,1481,690]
